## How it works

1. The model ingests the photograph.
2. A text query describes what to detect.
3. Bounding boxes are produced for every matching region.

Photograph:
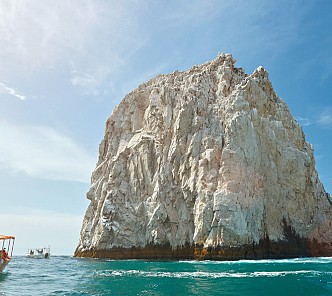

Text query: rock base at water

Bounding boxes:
[74,238,331,260]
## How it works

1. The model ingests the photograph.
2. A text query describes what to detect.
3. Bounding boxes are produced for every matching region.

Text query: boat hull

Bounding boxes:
[27,248,50,259]
[0,259,10,273]
[26,254,50,259]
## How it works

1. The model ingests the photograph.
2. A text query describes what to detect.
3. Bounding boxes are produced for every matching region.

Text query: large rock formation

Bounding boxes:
[75,53,332,260]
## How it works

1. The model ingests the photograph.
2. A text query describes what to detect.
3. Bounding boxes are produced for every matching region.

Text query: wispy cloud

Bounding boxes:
[70,71,105,97]
[0,0,102,68]
[70,68,115,97]
[0,120,95,182]
[0,1,149,97]
[295,116,313,126]
[318,109,332,128]
[296,108,332,129]
[0,81,26,100]
[1,0,312,100]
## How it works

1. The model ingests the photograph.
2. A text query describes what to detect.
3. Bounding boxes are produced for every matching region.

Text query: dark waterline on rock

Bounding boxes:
[74,236,332,260]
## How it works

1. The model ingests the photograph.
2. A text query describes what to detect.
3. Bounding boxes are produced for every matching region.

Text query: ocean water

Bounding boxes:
[0,256,331,295]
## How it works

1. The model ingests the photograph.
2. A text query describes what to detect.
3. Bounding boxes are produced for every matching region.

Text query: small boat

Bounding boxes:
[26,247,51,259]
[0,235,15,273]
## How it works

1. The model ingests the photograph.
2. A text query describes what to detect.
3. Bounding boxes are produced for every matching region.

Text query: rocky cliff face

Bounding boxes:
[75,53,332,260]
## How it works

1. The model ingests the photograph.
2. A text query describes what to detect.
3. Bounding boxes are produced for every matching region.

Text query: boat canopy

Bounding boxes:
[1,235,15,257]
[0,235,15,240]
[0,235,15,272]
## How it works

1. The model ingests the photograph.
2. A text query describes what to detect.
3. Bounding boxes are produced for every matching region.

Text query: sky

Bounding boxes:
[0,0,331,255]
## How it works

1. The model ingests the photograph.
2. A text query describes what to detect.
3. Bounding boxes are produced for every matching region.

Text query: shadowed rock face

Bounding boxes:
[75,53,332,260]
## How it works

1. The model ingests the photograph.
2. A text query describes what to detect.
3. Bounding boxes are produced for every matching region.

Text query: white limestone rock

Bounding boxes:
[75,53,332,259]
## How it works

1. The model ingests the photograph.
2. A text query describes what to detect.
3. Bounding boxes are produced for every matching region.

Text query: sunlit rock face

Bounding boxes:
[75,53,332,260]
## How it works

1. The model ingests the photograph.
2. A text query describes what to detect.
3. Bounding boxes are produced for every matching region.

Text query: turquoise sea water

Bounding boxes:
[0,256,331,295]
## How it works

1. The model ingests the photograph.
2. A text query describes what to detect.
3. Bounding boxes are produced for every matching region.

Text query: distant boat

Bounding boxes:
[0,235,15,272]
[27,247,51,259]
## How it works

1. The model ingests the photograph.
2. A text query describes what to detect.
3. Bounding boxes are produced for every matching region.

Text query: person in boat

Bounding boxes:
[1,248,9,261]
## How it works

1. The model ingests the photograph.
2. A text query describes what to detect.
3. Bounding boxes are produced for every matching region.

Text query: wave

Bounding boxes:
[96,269,326,279]
[178,257,332,265]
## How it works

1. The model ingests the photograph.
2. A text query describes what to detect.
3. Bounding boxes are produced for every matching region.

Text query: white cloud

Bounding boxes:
[0,120,95,182]
[71,71,103,96]
[0,0,101,68]
[296,109,332,129]
[318,109,332,128]
[0,81,26,100]
[295,116,313,126]
[70,69,115,97]
[4,0,303,99]
[0,0,149,97]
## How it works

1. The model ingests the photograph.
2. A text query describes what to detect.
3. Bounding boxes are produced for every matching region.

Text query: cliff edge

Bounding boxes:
[75,53,332,260]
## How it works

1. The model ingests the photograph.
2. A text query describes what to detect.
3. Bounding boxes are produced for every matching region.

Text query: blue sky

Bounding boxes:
[0,0,331,255]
